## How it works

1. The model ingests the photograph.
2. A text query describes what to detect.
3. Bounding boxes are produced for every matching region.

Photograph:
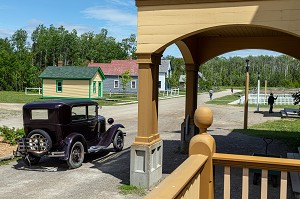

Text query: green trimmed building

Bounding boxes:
[39,66,106,99]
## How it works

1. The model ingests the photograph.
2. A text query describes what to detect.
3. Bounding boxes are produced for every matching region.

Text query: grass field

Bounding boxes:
[234,118,300,151]
[0,91,137,106]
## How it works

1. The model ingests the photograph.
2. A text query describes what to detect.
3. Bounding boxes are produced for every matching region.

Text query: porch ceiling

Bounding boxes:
[197,25,292,38]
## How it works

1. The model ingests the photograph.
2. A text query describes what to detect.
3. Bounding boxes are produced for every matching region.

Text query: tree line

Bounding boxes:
[165,55,300,91]
[199,55,300,90]
[1,24,300,92]
[0,25,136,91]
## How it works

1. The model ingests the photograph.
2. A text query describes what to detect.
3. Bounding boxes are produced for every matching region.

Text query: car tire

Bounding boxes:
[27,129,52,156]
[113,130,124,152]
[67,141,84,169]
[22,153,41,166]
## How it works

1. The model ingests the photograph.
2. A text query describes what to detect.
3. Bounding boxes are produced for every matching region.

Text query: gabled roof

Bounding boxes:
[88,59,172,76]
[39,66,106,80]
[159,60,171,73]
[179,72,206,83]
[88,60,138,76]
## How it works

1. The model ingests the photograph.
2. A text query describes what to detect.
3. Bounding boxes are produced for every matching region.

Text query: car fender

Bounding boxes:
[107,124,125,140]
[62,133,87,161]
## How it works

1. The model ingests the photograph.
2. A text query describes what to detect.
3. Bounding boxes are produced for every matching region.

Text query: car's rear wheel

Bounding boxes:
[22,153,41,166]
[113,130,124,152]
[67,141,84,169]
[27,129,52,157]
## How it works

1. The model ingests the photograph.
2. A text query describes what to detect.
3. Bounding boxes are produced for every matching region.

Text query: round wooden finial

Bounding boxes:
[194,107,213,131]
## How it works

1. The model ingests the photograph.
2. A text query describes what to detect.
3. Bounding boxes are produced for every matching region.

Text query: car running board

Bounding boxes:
[88,146,106,153]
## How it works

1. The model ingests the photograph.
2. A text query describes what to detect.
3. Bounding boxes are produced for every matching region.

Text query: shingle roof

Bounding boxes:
[159,60,171,73]
[39,66,105,80]
[88,59,171,76]
[88,60,138,76]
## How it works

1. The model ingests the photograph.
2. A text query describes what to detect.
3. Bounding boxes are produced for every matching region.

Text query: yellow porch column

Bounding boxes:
[130,53,163,188]
[181,63,199,153]
[134,53,161,145]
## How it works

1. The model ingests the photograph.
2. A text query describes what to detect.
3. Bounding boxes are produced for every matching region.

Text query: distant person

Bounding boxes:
[268,93,278,113]
[209,89,213,100]
[231,87,233,93]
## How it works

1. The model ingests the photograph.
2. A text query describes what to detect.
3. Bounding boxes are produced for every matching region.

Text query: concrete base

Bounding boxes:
[130,140,163,188]
[181,122,199,153]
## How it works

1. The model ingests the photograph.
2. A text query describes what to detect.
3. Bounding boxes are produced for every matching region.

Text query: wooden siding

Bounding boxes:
[104,75,138,93]
[43,79,89,98]
[90,72,103,98]
[136,0,300,54]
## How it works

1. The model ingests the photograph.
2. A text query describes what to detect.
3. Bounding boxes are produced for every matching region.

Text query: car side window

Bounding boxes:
[71,106,87,121]
[88,105,97,119]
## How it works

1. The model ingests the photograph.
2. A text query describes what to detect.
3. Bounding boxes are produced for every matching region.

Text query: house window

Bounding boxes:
[56,80,62,92]
[114,80,119,88]
[158,81,161,89]
[131,80,136,89]
[93,81,96,93]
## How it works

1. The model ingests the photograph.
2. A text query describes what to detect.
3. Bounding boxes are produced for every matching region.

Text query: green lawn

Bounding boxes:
[206,93,241,105]
[0,91,137,106]
[234,118,300,151]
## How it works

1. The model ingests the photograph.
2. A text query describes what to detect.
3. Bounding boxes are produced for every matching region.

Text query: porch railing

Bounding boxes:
[213,153,300,199]
[144,107,300,199]
[144,154,208,199]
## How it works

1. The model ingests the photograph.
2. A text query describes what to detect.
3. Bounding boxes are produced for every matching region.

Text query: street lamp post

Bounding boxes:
[244,60,250,129]
[256,71,260,112]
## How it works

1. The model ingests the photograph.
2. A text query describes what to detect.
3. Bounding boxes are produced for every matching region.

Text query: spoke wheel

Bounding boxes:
[67,141,84,169]
[27,129,52,157]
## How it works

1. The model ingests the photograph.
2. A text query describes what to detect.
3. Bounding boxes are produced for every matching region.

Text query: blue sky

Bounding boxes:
[0,0,281,58]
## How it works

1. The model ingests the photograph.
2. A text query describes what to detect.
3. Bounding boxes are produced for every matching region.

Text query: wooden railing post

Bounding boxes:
[189,107,216,199]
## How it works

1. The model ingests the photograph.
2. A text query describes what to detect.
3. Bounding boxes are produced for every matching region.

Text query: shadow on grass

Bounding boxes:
[231,129,300,152]
[254,110,282,118]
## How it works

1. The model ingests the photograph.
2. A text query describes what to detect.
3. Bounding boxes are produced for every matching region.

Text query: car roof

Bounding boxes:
[23,100,98,109]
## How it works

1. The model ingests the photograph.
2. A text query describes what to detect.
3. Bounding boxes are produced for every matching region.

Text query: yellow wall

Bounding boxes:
[90,72,103,98]
[136,0,300,54]
[43,79,89,98]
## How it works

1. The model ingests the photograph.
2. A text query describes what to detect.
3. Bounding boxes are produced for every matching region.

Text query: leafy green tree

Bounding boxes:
[120,69,133,94]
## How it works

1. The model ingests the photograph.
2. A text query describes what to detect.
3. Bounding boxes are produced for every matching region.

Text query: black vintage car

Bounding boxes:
[14,100,125,169]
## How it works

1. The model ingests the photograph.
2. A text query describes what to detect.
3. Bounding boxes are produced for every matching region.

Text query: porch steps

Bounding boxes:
[287,152,300,199]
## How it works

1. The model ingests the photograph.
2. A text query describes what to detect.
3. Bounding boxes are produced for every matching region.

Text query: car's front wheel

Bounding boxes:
[67,141,84,169]
[113,130,124,152]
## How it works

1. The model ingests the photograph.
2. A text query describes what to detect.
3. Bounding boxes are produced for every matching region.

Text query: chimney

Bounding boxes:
[58,60,63,67]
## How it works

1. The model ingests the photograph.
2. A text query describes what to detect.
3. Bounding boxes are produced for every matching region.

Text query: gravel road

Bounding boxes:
[0,90,294,199]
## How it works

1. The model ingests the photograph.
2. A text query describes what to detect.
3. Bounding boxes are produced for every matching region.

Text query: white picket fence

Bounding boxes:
[248,94,294,105]
[160,88,180,96]
[25,87,42,95]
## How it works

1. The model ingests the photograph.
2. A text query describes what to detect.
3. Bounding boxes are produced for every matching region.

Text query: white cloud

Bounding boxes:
[82,6,137,26]
[107,0,135,8]
[0,28,14,38]
[221,50,282,58]
[27,18,44,26]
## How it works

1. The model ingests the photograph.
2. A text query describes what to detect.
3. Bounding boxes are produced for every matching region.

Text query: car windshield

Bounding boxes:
[88,105,97,119]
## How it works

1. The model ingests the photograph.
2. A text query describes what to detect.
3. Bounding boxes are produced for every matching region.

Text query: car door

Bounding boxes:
[87,105,98,141]
[70,105,90,140]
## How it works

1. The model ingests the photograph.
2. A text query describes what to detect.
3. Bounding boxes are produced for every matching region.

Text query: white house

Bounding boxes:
[158,60,172,91]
